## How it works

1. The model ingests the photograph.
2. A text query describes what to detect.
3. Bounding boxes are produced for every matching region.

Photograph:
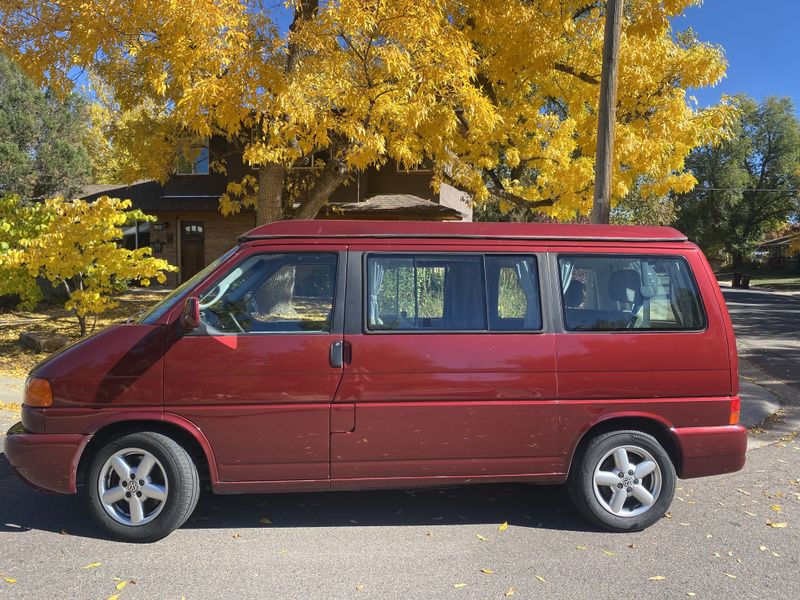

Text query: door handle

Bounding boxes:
[329,341,351,368]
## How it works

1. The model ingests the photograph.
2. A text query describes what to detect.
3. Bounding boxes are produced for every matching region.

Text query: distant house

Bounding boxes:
[756,228,800,269]
[80,137,472,285]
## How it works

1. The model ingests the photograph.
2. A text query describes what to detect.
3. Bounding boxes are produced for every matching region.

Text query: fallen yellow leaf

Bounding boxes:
[759,545,768,551]
[3,577,16,584]
[576,545,588,550]
[535,575,546,583]
[649,576,666,581]
[772,551,781,558]
[767,522,788,528]
[355,584,365,592]
[480,568,495,574]
[82,563,102,570]
[505,587,516,596]
[453,583,467,589]
[687,593,696,597]
[770,505,782,512]
[499,521,509,532]
[723,572,737,579]
[603,549,615,557]
[476,534,487,542]
[107,595,119,600]
[116,581,127,591]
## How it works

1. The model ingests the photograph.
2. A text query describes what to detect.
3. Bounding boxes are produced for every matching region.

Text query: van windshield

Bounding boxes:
[138,246,239,325]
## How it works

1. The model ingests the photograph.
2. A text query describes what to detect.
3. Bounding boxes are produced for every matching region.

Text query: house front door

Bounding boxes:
[181,221,205,282]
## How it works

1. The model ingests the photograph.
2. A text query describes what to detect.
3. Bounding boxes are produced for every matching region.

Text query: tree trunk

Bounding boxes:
[293,159,348,220]
[255,265,299,318]
[731,251,744,270]
[256,162,286,225]
[76,312,87,337]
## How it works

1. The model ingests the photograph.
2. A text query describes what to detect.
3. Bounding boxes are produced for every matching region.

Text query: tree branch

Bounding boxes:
[553,62,600,85]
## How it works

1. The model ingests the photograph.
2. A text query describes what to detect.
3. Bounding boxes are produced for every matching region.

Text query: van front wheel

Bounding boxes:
[568,430,676,532]
[84,431,200,542]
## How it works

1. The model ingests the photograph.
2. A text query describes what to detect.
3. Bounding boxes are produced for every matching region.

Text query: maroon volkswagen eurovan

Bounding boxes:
[5,221,746,542]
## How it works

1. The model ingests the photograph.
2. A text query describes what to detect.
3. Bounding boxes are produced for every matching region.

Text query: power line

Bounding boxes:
[695,187,799,193]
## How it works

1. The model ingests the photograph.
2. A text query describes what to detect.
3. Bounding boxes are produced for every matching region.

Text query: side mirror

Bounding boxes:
[180,297,201,331]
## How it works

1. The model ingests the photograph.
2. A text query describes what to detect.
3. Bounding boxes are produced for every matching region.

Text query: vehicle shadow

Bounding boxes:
[0,453,598,540]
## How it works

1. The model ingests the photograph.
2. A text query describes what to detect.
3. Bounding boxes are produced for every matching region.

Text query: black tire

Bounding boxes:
[83,431,200,543]
[567,429,676,532]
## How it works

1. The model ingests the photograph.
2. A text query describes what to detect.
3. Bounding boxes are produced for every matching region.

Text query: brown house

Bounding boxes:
[80,137,472,285]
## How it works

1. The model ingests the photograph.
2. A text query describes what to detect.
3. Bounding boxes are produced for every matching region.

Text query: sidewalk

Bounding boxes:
[0,377,23,407]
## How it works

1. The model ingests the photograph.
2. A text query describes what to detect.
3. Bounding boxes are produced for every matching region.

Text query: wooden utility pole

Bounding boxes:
[591,0,624,224]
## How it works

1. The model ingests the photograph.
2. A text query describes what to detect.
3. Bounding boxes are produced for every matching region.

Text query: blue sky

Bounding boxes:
[673,0,800,110]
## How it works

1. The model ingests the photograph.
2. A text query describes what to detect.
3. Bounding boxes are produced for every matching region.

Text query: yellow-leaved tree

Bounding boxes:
[0,196,177,336]
[1,0,736,223]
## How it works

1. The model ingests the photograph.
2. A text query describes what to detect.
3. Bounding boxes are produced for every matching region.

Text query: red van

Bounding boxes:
[5,221,746,542]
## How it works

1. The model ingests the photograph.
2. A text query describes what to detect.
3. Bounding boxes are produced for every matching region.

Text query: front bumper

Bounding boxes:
[672,424,747,479]
[4,422,91,494]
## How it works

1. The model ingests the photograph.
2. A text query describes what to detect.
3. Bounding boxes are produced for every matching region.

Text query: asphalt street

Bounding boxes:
[721,286,800,393]
[0,286,798,599]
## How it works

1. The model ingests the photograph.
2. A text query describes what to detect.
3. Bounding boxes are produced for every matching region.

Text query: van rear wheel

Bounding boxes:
[84,431,200,542]
[568,430,676,532]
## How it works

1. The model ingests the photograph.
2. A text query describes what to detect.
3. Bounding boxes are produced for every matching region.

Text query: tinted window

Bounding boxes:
[367,255,486,331]
[198,253,336,334]
[559,255,705,331]
[485,256,542,330]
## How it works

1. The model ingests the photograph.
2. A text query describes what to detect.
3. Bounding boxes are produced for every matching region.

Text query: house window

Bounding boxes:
[176,142,210,175]
[121,221,152,250]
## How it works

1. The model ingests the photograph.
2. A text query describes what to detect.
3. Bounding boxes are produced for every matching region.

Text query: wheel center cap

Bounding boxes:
[127,481,140,493]
[623,475,634,487]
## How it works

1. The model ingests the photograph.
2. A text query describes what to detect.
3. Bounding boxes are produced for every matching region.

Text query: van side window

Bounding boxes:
[367,255,486,330]
[197,253,337,334]
[559,255,705,331]
[366,254,542,332]
[485,256,542,330]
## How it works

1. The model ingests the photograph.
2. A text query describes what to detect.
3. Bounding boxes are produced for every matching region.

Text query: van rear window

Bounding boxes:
[558,255,705,331]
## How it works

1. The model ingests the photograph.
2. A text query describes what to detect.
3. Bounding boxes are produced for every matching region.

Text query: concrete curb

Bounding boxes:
[739,358,800,450]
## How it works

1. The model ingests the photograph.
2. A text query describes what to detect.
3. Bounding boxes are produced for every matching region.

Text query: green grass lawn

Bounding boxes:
[716,268,800,291]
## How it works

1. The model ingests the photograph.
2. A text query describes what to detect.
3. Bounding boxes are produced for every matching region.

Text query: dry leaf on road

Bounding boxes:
[499,521,509,532]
